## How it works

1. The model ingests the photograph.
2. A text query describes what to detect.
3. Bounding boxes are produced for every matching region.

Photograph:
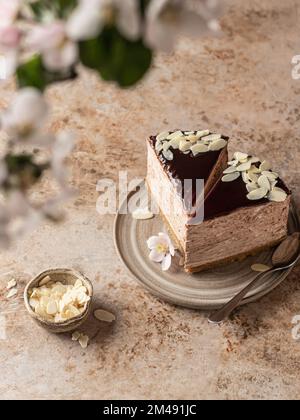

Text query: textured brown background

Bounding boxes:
[0,0,300,400]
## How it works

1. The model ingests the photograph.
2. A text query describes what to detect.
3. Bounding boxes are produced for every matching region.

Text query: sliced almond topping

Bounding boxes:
[248,172,259,183]
[224,166,239,174]
[251,263,271,272]
[162,141,171,152]
[242,171,249,183]
[179,140,191,152]
[221,172,240,182]
[208,138,227,151]
[259,160,271,172]
[268,188,287,202]
[169,136,181,149]
[132,208,154,220]
[236,161,252,172]
[196,129,210,138]
[162,150,173,161]
[7,288,18,299]
[262,170,279,180]
[228,160,239,167]
[202,133,221,142]
[94,309,116,323]
[246,183,259,192]
[185,134,199,143]
[6,279,17,290]
[234,152,248,162]
[166,130,183,140]
[258,174,271,191]
[157,131,169,141]
[190,143,208,156]
[247,187,268,200]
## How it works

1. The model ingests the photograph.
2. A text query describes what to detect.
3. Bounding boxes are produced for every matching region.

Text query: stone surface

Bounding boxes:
[0,0,300,400]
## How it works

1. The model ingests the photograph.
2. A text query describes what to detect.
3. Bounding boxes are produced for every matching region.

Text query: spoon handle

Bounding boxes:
[208,269,273,324]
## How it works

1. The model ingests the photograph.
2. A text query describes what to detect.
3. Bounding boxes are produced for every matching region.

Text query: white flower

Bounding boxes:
[145,0,222,52]
[66,0,141,41]
[0,0,20,28]
[0,87,51,144]
[26,21,78,72]
[0,0,22,77]
[147,232,175,271]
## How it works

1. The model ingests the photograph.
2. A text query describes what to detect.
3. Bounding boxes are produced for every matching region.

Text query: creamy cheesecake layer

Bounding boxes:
[185,197,291,272]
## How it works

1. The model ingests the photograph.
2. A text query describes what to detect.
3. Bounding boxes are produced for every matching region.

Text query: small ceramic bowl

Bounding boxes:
[24,268,93,334]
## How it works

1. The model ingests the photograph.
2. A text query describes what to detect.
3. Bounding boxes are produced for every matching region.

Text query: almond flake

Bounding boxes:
[196,129,210,138]
[94,309,116,323]
[155,142,163,153]
[262,170,279,180]
[234,152,248,162]
[29,298,39,309]
[132,208,154,220]
[222,172,240,182]
[202,134,221,142]
[228,160,239,167]
[248,172,259,183]
[236,161,252,172]
[259,161,271,172]
[179,140,191,152]
[46,300,58,315]
[224,166,239,174]
[208,138,227,151]
[166,131,183,140]
[258,175,271,191]
[190,143,208,156]
[39,276,51,287]
[251,263,271,273]
[242,171,249,183]
[78,334,89,349]
[156,131,169,142]
[247,187,268,200]
[7,288,18,299]
[162,150,173,161]
[72,331,81,341]
[169,136,181,149]
[185,134,199,143]
[268,188,287,202]
[162,141,171,152]
[6,279,17,290]
[246,183,259,192]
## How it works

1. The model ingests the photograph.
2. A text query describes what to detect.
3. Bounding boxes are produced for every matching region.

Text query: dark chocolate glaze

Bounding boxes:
[149,134,224,207]
[148,134,291,221]
[203,173,291,220]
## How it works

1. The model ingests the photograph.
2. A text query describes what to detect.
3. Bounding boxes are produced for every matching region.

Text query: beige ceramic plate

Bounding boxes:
[114,184,299,310]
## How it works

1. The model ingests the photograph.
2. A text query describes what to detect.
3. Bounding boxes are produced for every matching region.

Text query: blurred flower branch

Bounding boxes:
[0,0,222,246]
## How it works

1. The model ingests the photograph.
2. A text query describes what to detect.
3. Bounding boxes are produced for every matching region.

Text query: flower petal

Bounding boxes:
[147,235,160,249]
[149,249,164,263]
[161,253,172,271]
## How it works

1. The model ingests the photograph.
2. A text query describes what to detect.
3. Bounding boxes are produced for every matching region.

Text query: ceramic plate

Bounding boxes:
[114,183,300,310]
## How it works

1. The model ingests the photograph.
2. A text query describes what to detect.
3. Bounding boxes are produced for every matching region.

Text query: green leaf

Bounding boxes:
[79,28,153,88]
[16,56,47,91]
[115,39,152,87]
[17,55,77,91]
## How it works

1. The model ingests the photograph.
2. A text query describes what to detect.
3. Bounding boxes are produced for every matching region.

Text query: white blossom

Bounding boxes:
[26,21,78,72]
[0,87,51,144]
[66,0,141,41]
[145,0,222,52]
[147,232,175,271]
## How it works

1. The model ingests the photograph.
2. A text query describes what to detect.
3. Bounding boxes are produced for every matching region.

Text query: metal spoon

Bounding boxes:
[208,232,300,325]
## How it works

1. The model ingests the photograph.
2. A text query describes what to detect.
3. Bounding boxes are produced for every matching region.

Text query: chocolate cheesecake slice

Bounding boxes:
[185,153,291,272]
[147,130,229,251]
[147,132,291,273]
